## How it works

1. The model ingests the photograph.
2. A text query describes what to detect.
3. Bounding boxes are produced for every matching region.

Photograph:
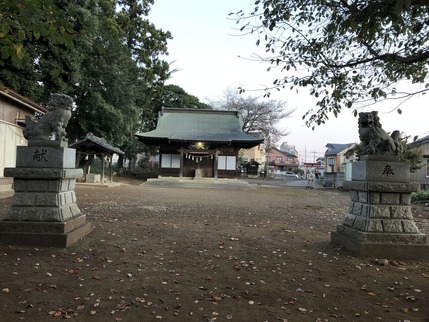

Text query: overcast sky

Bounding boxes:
[149,0,429,162]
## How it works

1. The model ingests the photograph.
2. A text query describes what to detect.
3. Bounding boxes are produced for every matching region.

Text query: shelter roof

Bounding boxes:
[70,132,124,156]
[135,108,264,149]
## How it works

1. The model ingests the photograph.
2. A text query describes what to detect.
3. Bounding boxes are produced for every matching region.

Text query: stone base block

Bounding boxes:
[331,227,429,260]
[16,145,76,168]
[335,224,427,244]
[6,202,82,222]
[86,174,101,183]
[351,157,410,182]
[0,215,91,248]
[194,169,203,180]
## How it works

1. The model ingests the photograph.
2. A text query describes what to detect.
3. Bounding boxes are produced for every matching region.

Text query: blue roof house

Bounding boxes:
[324,143,357,188]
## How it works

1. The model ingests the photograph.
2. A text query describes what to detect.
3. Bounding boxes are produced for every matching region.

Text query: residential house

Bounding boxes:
[324,143,357,187]
[266,147,299,174]
[408,135,429,190]
[0,88,47,193]
[240,139,265,165]
[239,133,265,176]
[135,108,263,179]
[279,142,299,157]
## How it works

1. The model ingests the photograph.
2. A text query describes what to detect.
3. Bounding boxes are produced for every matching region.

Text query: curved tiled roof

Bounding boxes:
[135,108,263,149]
[70,132,124,155]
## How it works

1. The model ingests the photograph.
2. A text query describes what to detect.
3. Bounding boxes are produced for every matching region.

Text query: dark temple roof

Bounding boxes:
[135,108,264,148]
[70,132,124,155]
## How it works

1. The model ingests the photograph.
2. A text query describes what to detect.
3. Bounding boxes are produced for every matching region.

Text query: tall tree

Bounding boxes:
[116,0,172,132]
[211,88,294,146]
[161,84,211,110]
[233,1,429,127]
[0,0,172,168]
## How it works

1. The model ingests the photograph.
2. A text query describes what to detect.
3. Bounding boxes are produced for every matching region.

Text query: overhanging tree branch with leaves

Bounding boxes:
[232,0,429,128]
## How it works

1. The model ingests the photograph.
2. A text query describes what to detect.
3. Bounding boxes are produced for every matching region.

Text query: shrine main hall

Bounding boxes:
[135,108,263,179]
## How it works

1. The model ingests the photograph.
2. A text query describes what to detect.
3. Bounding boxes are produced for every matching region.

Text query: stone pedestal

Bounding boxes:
[86,174,101,183]
[0,141,91,248]
[331,155,429,259]
[194,168,203,180]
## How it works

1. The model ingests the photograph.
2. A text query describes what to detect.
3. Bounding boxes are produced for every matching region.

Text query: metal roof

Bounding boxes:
[270,146,298,158]
[135,108,264,148]
[325,143,356,156]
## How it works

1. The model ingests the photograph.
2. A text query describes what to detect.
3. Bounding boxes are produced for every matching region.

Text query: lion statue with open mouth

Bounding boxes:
[358,111,402,155]
[23,93,73,142]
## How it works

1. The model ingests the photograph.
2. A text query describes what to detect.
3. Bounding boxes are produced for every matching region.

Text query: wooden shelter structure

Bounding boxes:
[70,132,124,183]
[135,108,263,179]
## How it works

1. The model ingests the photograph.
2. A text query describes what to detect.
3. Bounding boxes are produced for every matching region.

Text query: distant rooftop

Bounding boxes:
[325,143,356,156]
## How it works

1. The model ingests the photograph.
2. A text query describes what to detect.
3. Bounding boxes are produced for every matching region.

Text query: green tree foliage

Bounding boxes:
[0,0,172,168]
[401,135,423,173]
[0,0,76,66]
[211,88,294,147]
[0,0,89,99]
[233,0,429,127]
[161,85,211,109]
[116,0,172,135]
[69,1,140,144]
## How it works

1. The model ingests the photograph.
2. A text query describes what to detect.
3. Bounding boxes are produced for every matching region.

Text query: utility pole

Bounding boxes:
[304,145,307,163]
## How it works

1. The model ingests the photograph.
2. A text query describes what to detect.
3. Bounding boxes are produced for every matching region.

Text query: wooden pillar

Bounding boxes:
[76,152,82,169]
[100,154,105,184]
[214,150,219,179]
[179,150,183,179]
[109,154,113,182]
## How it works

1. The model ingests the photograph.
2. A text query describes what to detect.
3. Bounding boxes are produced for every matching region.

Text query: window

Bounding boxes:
[327,157,336,172]
[426,159,429,177]
[161,154,180,168]
[218,156,236,170]
[276,156,283,162]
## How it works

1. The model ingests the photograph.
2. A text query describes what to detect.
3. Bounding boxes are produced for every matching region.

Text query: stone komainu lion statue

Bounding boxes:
[358,111,402,155]
[23,93,73,142]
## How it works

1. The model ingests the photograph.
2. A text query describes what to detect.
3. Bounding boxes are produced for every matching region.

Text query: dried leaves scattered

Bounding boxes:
[0,181,428,321]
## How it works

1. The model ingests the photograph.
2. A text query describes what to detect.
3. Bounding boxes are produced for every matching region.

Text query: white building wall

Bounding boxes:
[0,120,26,187]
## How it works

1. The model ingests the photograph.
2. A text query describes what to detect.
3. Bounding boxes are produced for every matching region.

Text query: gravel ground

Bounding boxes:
[0,177,428,322]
